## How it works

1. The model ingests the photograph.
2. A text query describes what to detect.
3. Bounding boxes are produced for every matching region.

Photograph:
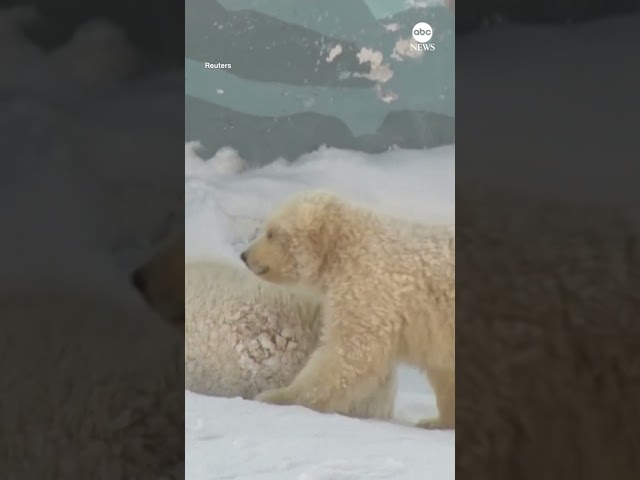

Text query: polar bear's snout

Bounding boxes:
[241,247,270,276]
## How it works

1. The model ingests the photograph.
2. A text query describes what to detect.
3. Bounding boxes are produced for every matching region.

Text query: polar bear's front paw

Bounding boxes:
[254,387,297,406]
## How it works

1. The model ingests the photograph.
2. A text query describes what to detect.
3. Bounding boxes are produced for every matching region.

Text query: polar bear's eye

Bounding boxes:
[266,229,274,240]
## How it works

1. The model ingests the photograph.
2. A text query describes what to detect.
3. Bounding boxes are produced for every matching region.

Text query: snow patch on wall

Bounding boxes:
[353,47,394,84]
[325,44,343,63]
[391,38,425,61]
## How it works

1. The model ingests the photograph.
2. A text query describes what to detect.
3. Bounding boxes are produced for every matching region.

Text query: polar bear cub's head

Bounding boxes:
[240,190,347,288]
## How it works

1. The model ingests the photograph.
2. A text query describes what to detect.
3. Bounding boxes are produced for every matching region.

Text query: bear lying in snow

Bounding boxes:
[134,237,396,420]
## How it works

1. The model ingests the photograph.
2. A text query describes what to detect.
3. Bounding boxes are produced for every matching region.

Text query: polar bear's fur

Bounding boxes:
[185,259,396,420]
[241,190,455,429]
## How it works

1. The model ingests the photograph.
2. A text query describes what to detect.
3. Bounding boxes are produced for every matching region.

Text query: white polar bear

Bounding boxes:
[241,190,455,429]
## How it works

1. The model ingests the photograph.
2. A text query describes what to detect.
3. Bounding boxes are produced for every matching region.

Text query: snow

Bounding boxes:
[185,378,453,480]
[185,143,455,479]
[185,141,454,264]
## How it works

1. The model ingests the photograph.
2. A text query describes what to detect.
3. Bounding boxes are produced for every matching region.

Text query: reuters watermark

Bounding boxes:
[204,62,232,69]
[411,22,435,52]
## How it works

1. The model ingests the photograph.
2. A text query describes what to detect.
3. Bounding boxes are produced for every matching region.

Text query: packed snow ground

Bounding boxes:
[185,142,455,479]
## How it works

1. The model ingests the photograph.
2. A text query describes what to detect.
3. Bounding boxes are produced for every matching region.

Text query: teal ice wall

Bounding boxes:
[186,0,454,165]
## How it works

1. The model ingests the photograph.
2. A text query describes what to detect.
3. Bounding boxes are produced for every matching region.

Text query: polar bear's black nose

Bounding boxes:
[240,251,247,264]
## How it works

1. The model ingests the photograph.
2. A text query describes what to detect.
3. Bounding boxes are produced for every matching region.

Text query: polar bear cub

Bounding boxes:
[241,190,455,429]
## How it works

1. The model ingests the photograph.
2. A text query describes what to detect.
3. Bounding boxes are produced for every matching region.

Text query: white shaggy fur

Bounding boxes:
[185,259,396,420]
[242,190,455,429]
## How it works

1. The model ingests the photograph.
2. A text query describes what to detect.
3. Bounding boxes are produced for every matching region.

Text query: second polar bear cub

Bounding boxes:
[241,190,455,429]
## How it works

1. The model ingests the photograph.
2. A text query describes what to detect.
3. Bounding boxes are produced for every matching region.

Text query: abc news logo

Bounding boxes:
[411,22,436,52]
